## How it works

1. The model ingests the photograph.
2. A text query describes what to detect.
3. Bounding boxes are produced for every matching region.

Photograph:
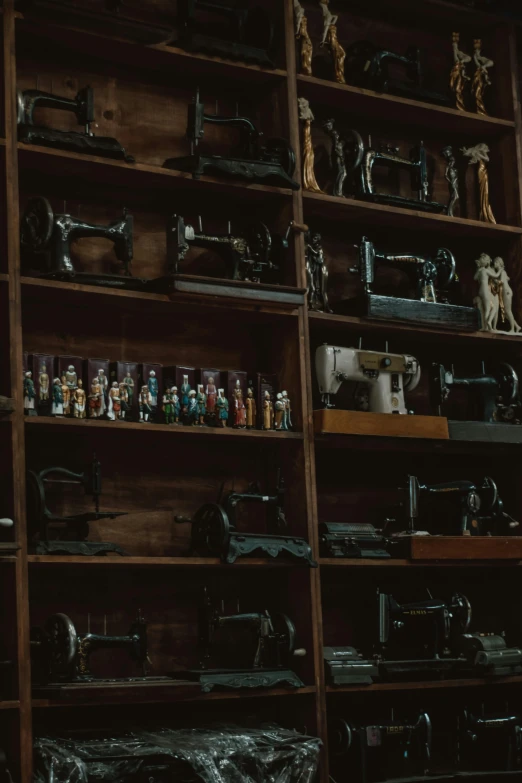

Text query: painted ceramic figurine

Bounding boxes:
[172,386,181,424]
[187,389,198,425]
[205,376,217,422]
[274,392,285,430]
[282,390,292,431]
[119,382,129,419]
[139,385,152,422]
[123,371,134,408]
[472,39,493,116]
[39,363,50,403]
[246,387,257,429]
[88,376,102,418]
[61,375,71,416]
[442,145,459,218]
[325,20,345,84]
[73,379,86,419]
[148,370,158,408]
[216,388,229,427]
[262,390,274,430]
[461,143,496,223]
[52,377,64,417]
[181,374,191,417]
[450,32,471,112]
[294,0,313,76]
[24,371,36,415]
[306,230,331,312]
[323,119,346,198]
[163,388,174,425]
[107,381,121,420]
[492,257,521,333]
[196,384,207,426]
[97,369,108,417]
[319,0,337,45]
[65,365,78,393]
[473,253,500,331]
[232,380,246,428]
[298,98,323,194]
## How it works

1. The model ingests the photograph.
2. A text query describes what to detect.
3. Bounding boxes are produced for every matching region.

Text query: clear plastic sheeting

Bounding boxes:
[34,725,322,783]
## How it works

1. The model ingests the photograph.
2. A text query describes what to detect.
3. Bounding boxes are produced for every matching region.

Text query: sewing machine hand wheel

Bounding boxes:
[191,503,231,558]
[435,248,456,290]
[272,613,301,663]
[479,477,499,512]
[263,138,296,178]
[247,222,272,265]
[20,197,54,251]
[45,613,78,678]
[343,129,365,173]
[328,718,353,756]
[451,593,472,632]
[496,363,519,406]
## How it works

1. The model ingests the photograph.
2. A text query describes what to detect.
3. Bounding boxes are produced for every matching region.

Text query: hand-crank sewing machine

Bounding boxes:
[431,362,521,424]
[329,711,432,783]
[26,455,128,556]
[460,707,522,771]
[349,237,480,330]
[176,589,306,692]
[17,85,134,161]
[177,473,317,566]
[164,91,299,190]
[31,612,148,683]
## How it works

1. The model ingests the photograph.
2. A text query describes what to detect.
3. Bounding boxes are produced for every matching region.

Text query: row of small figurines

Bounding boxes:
[295,0,494,116]
[22,367,293,431]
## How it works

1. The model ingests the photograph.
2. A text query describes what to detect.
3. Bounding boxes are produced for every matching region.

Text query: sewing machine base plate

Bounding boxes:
[30,271,151,291]
[18,126,135,162]
[383,80,451,106]
[357,193,447,213]
[313,409,449,440]
[407,536,522,561]
[320,542,390,558]
[379,658,463,680]
[151,274,306,305]
[177,668,305,693]
[223,532,318,567]
[163,154,300,190]
[360,294,481,331]
[175,35,274,68]
[33,541,127,556]
[449,420,522,443]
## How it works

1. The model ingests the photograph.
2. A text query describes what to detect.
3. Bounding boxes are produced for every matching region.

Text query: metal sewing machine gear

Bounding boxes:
[26,455,128,555]
[315,344,421,413]
[430,361,520,423]
[163,91,299,190]
[319,522,390,559]
[460,707,522,771]
[176,0,275,67]
[328,711,432,783]
[323,646,379,686]
[30,611,148,683]
[17,85,134,161]
[20,197,144,290]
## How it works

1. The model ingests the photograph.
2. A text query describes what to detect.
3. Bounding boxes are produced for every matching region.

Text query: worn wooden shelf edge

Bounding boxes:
[319,557,522,568]
[0,273,9,282]
[27,555,306,567]
[326,674,522,693]
[0,701,20,710]
[297,74,515,136]
[313,409,449,440]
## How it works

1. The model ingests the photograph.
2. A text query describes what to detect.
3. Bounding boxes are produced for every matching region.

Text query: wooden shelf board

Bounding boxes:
[302,192,522,239]
[319,558,522,568]
[28,555,303,567]
[0,274,9,283]
[327,675,522,693]
[31,683,316,708]
[24,416,303,439]
[308,311,522,347]
[314,431,522,454]
[17,144,294,202]
[0,700,20,710]
[297,75,515,137]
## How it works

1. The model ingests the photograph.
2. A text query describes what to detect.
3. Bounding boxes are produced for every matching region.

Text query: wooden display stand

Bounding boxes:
[313,409,449,439]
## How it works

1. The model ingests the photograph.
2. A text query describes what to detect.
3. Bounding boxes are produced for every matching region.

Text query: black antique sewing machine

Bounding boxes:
[176,589,305,691]
[17,85,134,161]
[431,362,521,427]
[405,474,519,537]
[319,523,389,559]
[20,197,147,290]
[349,236,480,330]
[324,646,379,686]
[177,474,317,566]
[344,40,450,106]
[26,455,128,556]
[344,131,446,213]
[166,215,290,283]
[31,612,148,683]
[164,91,299,190]
[176,0,275,67]
[460,707,522,770]
[329,711,432,783]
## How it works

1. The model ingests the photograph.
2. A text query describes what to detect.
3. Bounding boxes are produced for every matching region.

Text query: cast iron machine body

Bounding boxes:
[315,344,421,413]
[329,711,432,783]
[430,362,520,423]
[17,85,134,161]
[31,612,148,683]
[319,522,389,559]
[460,708,522,771]
[26,455,127,556]
[163,91,299,190]
[458,633,522,677]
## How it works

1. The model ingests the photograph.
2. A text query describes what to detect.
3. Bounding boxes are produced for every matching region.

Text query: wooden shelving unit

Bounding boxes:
[3,1,522,782]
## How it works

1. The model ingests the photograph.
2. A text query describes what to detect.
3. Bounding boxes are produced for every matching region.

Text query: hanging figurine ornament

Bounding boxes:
[298,98,323,194]
[461,143,496,224]
[305,230,332,313]
[294,0,313,76]
[450,32,471,112]
[319,0,345,84]
[472,39,494,116]
[442,146,459,218]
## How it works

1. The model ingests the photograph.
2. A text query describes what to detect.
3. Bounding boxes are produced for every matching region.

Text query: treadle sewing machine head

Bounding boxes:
[167,215,290,283]
[315,344,421,414]
[430,362,520,423]
[177,473,317,566]
[176,0,275,67]
[460,707,522,771]
[405,474,519,536]
[163,90,299,190]
[177,588,306,692]
[17,84,134,161]
[30,612,148,683]
[329,711,432,783]
[20,197,143,290]
[26,455,128,555]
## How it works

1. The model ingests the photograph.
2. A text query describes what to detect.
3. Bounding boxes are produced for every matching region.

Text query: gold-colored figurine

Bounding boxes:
[472,39,494,116]
[450,32,471,112]
[461,143,496,224]
[298,97,323,193]
[320,0,345,84]
[294,0,313,76]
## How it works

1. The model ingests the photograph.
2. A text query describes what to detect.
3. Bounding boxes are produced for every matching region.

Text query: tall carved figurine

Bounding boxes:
[441,146,459,218]
[139,385,152,423]
[107,381,121,421]
[450,32,471,112]
[493,257,522,334]
[298,98,323,194]
[205,376,217,421]
[163,388,174,425]
[294,0,313,76]
[88,376,102,418]
[319,0,337,45]
[65,365,78,393]
[262,390,274,430]
[461,143,496,224]
[216,389,229,427]
[119,382,129,420]
[180,374,191,417]
[232,380,246,429]
[61,375,71,416]
[323,118,346,198]
[306,231,332,312]
[123,371,134,408]
[473,253,500,331]
[472,39,493,116]
[51,377,64,417]
[246,387,257,429]
[196,384,207,426]
[73,379,86,419]
[325,22,345,84]
[97,368,108,417]
[172,387,181,424]
[282,390,292,431]
[39,364,50,402]
[274,393,285,430]
[187,389,198,425]
[24,371,36,415]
